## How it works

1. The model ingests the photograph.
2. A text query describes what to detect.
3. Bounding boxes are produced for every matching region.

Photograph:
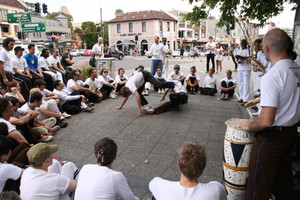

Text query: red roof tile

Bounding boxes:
[108,10,177,23]
[0,0,26,10]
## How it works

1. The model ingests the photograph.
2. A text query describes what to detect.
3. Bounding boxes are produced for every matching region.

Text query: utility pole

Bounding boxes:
[100,8,104,37]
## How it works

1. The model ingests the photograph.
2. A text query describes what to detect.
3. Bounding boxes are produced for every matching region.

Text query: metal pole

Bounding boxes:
[100,8,103,37]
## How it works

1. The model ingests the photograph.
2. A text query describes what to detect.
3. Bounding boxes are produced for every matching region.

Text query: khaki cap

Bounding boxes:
[27,143,58,166]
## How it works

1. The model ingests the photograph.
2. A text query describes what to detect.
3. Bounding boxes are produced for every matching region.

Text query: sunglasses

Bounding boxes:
[104,71,108,73]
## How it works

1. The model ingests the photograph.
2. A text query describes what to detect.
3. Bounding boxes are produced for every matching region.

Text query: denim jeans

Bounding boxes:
[151,60,163,75]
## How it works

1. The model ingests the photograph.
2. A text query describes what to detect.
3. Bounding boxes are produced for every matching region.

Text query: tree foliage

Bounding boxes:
[184,0,298,27]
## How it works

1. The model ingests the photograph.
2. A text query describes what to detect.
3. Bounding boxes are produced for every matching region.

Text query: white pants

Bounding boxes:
[238,70,251,102]
[254,72,262,94]
[37,99,61,121]
[48,159,79,200]
[163,57,170,75]
[44,71,64,82]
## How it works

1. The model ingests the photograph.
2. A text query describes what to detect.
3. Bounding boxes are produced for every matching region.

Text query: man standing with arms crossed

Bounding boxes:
[238,29,300,200]
[205,36,216,73]
[162,37,171,76]
[149,36,165,75]
[92,37,104,59]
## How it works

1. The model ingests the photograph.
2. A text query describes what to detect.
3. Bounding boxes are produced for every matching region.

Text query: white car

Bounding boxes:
[70,49,80,57]
[172,49,189,57]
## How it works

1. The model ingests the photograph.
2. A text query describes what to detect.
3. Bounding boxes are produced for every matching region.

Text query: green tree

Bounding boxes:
[184,0,298,27]
[81,21,97,33]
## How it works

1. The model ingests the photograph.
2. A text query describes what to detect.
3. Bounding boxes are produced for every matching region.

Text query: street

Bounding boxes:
[53,55,252,199]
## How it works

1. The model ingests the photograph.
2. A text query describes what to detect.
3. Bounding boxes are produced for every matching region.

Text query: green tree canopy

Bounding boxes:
[81,21,97,33]
[184,0,298,27]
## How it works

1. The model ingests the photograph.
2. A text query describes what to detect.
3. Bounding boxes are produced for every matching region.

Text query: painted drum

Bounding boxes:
[223,118,254,200]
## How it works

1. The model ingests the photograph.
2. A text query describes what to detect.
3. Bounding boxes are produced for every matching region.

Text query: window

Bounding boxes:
[142,22,146,32]
[187,31,193,38]
[117,24,121,33]
[167,22,170,31]
[159,21,162,31]
[0,9,8,20]
[174,22,176,32]
[129,23,133,32]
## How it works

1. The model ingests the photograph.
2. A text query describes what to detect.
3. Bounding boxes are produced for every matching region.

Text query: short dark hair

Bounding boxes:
[0,135,11,156]
[7,96,19,107]
[254,39,262,44]
[88,68,96,76]
[3,37,15,49]
[119,86,130,97]
[41,48,49,57]
[70,70,78,79]
[54,80,61,89]
[0,98,10,118]
[29,91,43,103]
[28,43,35,50]
[34,79,46,87]
[0,122,8,136]
[94,137,117,166]
[118,68,125,75]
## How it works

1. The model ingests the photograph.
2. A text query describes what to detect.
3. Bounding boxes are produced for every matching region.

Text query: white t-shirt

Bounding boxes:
[75,164,139,200]
[4,92,19,99]
[186,74,200,81]
[20,167,70,200]
[66,79,77,93]
[149,177,226,200]
[149,43,166,60]
[0,48,12,73]
[205,42,216,54]
[18,103,35,117]
[154,74,167,80]
[236,48,250,71]
[40,89,52,97]
[98,75,113,90]
[259,59,300,127]
[115,74,128,85]
[0,118,16,133]
[38,57,51,71]
[47,55,60,67]
[92,44,104,59]
[85,77,99,92]
[168,71,184,80]
[173,81,186,93]
[0,162,22,192]
[11,56,28,74]
[220,77,236,86]
[204,76,217,88]
[53,88,81,106]
[125,72,144,93]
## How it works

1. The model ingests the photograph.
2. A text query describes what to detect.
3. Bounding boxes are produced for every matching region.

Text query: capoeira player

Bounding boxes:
[142,80,188,114]
[116,65,174,116]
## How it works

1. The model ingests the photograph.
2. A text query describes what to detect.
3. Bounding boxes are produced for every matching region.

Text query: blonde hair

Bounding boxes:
[29,88,40,95]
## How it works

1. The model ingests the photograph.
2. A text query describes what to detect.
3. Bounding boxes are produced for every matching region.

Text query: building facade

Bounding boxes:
[0,0,26,41]
[108,10,178,55]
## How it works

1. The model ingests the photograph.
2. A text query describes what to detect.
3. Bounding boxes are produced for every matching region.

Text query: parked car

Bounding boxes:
[70,49,80,57]
[83,50,92,56]
[78,49,85,56]
[172,49,189,57]
[189,50,206,57]
[109,47,124,60]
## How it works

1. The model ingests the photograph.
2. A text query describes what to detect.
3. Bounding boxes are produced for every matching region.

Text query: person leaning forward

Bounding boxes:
[238,28,300,200]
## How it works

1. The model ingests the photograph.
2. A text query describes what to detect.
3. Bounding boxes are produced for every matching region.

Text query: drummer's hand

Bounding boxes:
[238,119,252,131]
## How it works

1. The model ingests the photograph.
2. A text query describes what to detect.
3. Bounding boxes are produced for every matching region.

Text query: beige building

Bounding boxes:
[108,10,178,55]
[0,0,26,41]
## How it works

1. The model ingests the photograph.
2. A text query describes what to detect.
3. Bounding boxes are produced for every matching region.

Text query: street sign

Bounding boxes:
[21,23,46,33]
[7,13,31,23]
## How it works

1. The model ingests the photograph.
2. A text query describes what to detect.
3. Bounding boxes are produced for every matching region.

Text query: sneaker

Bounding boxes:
[109,93,116,99]
[224,94,229,100]
[158,89,162,94]
[59,115,65,120]
[220,93,225,100]
[83,107,94,112]
[143,89,149,96]
[62,112,71,118]
[38,135,53,142]
[161,88,165,94]
[57,121,68,128]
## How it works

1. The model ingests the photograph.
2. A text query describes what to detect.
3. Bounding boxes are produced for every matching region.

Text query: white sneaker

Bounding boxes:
[109,93,116,99]
[38,135,53,142]
[158,89,161,94]
[62,112,71,118]
[161,88,165,94]
[143,105,154,112]
[144,89,149,96]
[59,115,65,120]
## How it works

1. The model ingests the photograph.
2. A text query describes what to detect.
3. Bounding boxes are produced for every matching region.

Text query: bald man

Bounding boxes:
[92,37,103,59]
[238,29,300,200]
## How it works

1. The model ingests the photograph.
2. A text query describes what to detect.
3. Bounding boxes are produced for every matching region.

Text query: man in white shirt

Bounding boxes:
[48,49,66,84]
[149,141,226,200]
[20,143,78,200]
[235,39,251,104]
[168,64,186,86]
[116,66,174,116]
[0,37,15,84]
[92,37,104,59]
[219,70,236,100]
[205,36,216,73]
[149,36,166,75]
[239,28,300,200]
[162,37,171,75]
[84,68,103,103]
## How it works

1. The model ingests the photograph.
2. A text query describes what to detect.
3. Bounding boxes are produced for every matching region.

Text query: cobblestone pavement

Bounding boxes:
[52,56,250,199]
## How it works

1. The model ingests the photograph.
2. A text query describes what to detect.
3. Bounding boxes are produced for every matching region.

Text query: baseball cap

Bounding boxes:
[27,143,58,166]
[174,64,180,69]
[14,46,25,52]
[137,65,144,69]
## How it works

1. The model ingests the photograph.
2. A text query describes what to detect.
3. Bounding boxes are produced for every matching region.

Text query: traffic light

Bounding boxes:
[17,32,25,40]
[42,3,48,14]
[226,24,230,35]
[229,22,235,30]
[34,2,40,13]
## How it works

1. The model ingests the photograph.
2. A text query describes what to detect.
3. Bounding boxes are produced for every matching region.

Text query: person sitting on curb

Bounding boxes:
[115,68,128,94]
[20,143,78,200]
[186,66,200,95]
[149,141,226,200]
[75,137,139,200]
[168,64,186,86]
[219,70,236,100]
[154,68,167,94]
[116,65,174,117]
[84,68,103,103]
[98,68,116,99]
[199,68,218,96]
[142,80,188,115]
